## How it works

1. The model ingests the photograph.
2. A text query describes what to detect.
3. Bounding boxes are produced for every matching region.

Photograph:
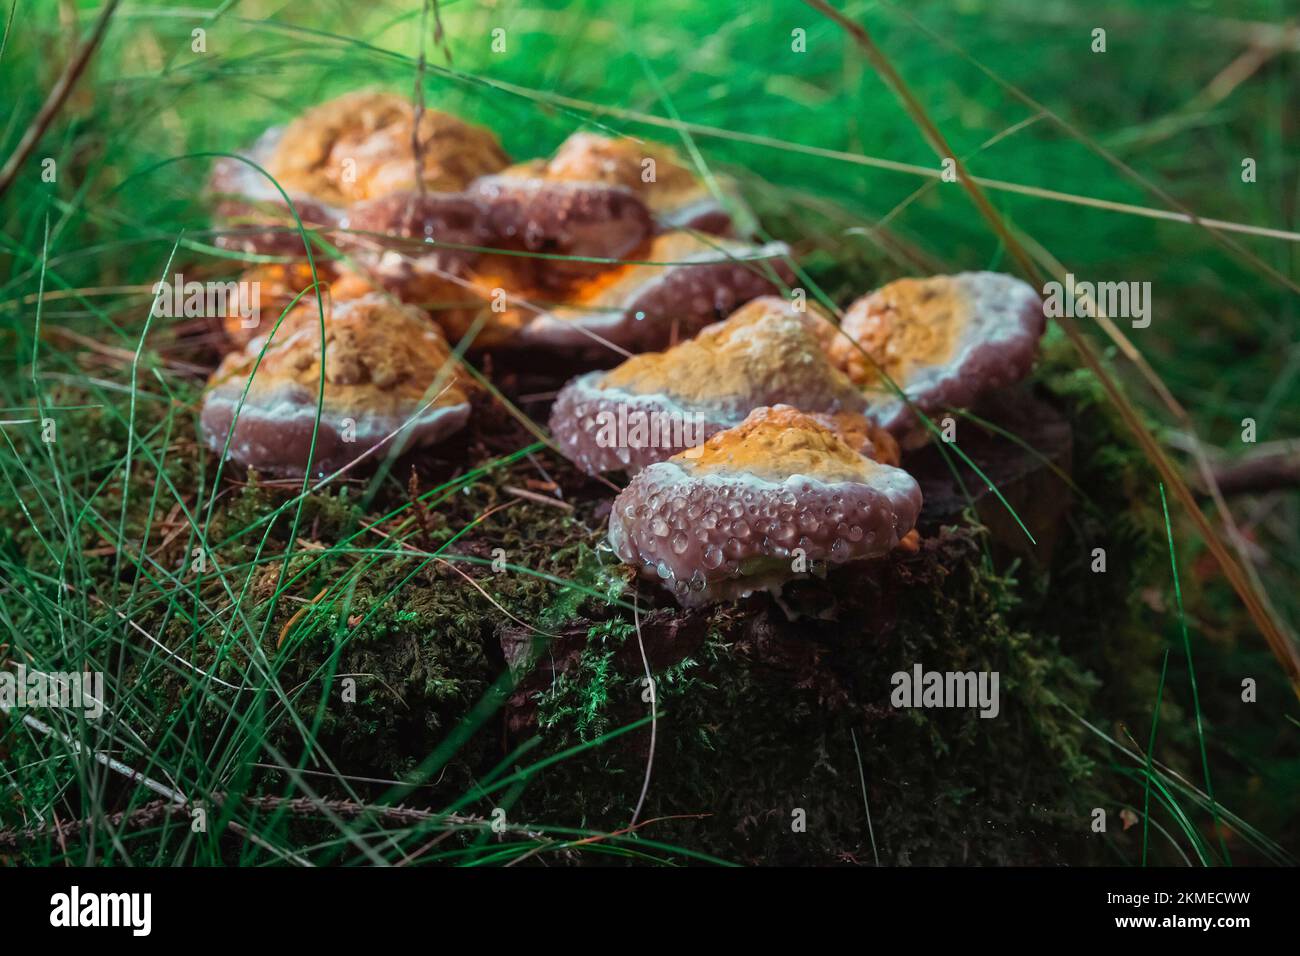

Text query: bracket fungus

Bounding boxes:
[208,132,343,259]
[502,131,741,235]
[219,261,332,349]
[467,173,655,281]
[335,189,492,330]
[209,91,509,257]
[550,296,876,475]
[824,272,1046,447]
[201,286,474,478]
[508,231,794,353]
[607,405,922,606]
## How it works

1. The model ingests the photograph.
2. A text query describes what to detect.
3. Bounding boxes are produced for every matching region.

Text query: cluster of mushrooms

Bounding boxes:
[201,91,1047,607]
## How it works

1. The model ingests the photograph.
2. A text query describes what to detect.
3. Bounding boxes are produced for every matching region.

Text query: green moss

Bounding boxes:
[519,526,1109,865]
[0,352,1230,865]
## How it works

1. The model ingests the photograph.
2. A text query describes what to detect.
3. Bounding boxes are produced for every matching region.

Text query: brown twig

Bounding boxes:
[1201,449,1300,498]
[0,0,122,201]
[0,794,535,851]
[502,484,573,510]
[276,586,328,649]
[0,801,179,851]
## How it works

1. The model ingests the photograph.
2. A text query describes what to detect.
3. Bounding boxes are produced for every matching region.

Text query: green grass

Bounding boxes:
[1,0,1297,866]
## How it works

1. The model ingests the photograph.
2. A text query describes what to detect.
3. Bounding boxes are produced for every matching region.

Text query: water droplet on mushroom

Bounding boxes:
[703,545,724,569]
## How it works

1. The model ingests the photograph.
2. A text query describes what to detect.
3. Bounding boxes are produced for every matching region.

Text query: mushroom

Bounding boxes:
[823,272,1046,447]
[501,131,743,235]
[209,91,509,257]
[219,261,333,349]
[334,189,493,333]
[200,285,474,478]
[505,231,795,354]
[805,410,901,467]
[235,90,508,204]
[466,174,655,281]
[550,295,881,475]
[607,405,922,606]
[208,130,343,259]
